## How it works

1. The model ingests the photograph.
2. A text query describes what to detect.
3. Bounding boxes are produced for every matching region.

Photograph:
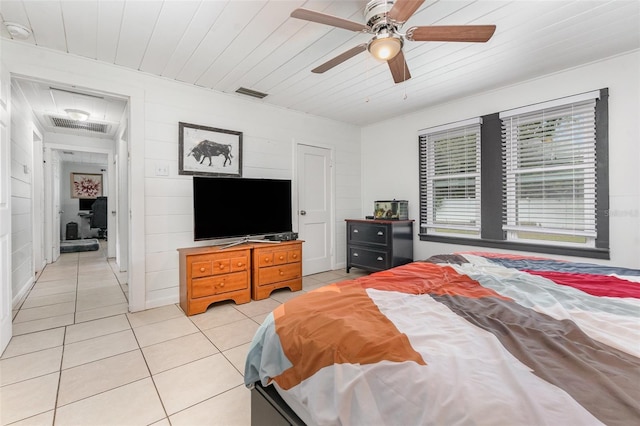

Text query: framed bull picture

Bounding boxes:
[178,122,242,177]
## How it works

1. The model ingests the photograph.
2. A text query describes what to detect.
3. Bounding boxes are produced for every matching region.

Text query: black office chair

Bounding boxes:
[90,197,108,239]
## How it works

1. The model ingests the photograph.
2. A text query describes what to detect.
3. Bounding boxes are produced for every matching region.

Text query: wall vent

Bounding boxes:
[49,116,111,134]
[235,87,268,99]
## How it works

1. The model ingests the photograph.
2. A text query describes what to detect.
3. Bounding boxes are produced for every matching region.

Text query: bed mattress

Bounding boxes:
[245,253,640,425]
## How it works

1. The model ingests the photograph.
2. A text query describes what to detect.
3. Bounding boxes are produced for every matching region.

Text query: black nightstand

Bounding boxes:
[345,219,414,273]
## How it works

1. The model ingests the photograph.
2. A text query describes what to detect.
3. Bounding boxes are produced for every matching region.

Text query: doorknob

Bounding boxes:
[300,210,306,215]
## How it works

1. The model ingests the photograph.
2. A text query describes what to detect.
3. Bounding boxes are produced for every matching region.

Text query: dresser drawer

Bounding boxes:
[272,250,289,265]
[347,222,389,246]
[191,271,248,298]
[348,247,390,271]
[259,249,302,266]
[191,253,249,278]
[257,263,301,286]
[287,248,301,263]
[230,256,249,272]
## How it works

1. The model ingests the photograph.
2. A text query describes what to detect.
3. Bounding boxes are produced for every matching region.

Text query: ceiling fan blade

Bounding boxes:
[388,0,425,23]
[312,44,368,74]
[406,25,497,42]
[291,8,369,32]
[387,50,411,84]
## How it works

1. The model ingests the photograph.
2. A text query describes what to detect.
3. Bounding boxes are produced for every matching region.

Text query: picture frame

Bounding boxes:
[71,173,103,198]
[178,122,243,177]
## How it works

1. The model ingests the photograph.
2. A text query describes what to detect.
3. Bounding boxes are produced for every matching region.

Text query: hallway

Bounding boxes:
[1,244,361,425]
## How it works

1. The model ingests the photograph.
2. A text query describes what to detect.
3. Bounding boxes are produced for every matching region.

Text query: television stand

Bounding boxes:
[178,240,303,315]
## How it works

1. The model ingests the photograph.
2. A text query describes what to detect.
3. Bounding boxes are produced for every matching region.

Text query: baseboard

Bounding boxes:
[12,276,34,310]
[145,295,179,311]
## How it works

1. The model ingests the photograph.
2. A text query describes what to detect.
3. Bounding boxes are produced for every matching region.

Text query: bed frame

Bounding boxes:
[251,382,305,426]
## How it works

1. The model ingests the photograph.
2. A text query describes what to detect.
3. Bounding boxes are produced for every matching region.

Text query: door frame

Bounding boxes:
[31,126,45,274]
[7,71,144,312]
[294,141,336,274]
[0,61,12,354]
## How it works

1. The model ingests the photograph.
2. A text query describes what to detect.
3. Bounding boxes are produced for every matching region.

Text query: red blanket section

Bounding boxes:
[524,269,640,299]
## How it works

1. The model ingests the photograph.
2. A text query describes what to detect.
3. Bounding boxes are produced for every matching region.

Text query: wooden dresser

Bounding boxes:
[345,219,414,273]
[178,244,251,316]
[251,240,303,300]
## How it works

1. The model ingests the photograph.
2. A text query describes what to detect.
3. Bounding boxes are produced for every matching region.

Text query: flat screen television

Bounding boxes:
[193,177,292,241]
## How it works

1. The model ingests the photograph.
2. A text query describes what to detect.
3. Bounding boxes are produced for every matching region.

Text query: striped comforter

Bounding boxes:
[244,253,640,425]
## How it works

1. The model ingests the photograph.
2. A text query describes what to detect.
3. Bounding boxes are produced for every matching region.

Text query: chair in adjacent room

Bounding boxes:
[90,196,108,239]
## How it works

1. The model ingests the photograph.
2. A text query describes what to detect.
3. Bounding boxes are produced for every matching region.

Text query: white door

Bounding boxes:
[297,144,332,275]
[0,62,12,354]
[52,152,61,261]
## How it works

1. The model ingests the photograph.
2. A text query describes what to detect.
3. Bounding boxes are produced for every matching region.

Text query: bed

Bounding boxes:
[244,253,640,425]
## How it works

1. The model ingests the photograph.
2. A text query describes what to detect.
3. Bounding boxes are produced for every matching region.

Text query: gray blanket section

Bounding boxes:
[453,262,639,318]
[244,312,293,387]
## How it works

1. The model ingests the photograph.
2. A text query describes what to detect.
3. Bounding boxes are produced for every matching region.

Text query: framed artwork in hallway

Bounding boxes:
[71,173,103,198]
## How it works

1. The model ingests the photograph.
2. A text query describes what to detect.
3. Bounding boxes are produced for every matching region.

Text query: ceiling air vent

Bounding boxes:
[235,87,268,99]
[49,116,111,134]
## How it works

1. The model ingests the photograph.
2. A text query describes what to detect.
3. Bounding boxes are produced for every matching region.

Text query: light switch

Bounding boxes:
[155,162,169,176]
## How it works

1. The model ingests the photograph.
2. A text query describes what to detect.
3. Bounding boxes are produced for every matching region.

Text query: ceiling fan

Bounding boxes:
[290,0,496,84]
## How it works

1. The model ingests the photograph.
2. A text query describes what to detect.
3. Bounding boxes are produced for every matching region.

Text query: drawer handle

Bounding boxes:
[199,267,205,272]
[265,257,270,262]
[377,231,384,236]
[292,254,298,259]
[279,255,285,260]
[279,270,284,276]
[219,264,225,269]
[219,282,225,287]
[353,252,359,257]
[377,256,383,261]
[237,262,243,267]
[353,229,359,233]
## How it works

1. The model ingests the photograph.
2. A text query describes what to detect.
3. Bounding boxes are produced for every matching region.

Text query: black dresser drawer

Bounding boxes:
[345,219,414,273]
[347,222,389,246]
[348,247,390,271]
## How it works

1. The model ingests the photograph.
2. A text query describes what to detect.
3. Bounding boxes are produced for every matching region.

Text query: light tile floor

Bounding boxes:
[1,243,367,425]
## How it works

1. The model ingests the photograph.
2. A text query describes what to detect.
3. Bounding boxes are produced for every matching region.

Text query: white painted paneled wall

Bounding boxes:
[3,41,361,311]
[361,51,640,269]
[9,82,38,306]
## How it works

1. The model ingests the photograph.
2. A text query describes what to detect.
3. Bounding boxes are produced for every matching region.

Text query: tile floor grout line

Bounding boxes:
[125,313,172,424]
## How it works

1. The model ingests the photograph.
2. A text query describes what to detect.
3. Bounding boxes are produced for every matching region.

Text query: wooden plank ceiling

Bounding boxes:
[1,0,639,126]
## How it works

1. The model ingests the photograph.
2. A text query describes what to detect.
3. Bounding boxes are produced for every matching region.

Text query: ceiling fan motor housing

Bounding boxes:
[365,0,397,32]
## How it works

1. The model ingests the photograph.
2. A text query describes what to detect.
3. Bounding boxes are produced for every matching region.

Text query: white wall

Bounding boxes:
[2,41,362,311]
[9,80,40,306]
[361,50,640,269]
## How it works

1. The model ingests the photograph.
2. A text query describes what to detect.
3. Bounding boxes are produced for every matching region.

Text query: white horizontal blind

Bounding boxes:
[502,99,597,246]
[419,121,481,237]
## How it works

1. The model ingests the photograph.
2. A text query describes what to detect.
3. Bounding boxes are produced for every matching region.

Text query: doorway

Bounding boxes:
[296,144,333,275]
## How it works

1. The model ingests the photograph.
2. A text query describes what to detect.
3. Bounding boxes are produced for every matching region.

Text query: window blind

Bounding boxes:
[419,120,481,237]
[502,98,597,245]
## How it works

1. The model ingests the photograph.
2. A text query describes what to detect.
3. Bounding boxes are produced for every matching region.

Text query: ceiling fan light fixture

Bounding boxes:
[368,32,403,61]
[65,109,90,122]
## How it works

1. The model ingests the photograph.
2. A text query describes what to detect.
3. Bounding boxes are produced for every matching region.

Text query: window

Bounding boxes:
[501,92,599,247]
[419,118,482,238]
[419,89,609,259]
